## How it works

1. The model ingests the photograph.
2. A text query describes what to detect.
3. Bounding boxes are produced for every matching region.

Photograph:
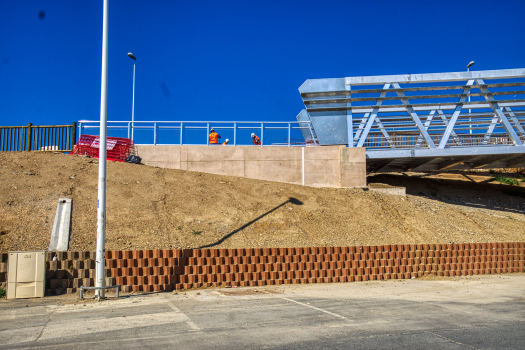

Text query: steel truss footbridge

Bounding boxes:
[298,68,525,172]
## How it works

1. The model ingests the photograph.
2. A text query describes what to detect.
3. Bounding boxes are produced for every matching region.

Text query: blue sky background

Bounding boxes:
[1,0,524,134]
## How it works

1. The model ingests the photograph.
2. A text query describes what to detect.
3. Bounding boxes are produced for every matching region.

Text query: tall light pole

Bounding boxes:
[467,61,475,135]
[95,0,109,300]
[128,52,136,141]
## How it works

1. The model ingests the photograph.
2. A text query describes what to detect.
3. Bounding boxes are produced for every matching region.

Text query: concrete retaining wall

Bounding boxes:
[134,145,366,188]
[2,242,523,295]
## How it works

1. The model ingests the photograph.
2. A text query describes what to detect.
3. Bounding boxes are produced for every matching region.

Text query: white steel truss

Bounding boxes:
[299,68,525,151]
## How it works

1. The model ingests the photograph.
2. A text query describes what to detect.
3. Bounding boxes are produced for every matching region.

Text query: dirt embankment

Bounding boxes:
[0,152,524,252]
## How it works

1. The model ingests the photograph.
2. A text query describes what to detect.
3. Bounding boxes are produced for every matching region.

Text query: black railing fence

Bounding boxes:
[0,123,77,152]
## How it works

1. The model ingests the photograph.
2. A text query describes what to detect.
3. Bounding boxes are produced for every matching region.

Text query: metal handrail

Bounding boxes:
[78,120,318,147]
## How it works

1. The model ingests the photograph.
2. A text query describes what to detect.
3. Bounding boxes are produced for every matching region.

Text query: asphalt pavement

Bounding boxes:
[1,274,524,349]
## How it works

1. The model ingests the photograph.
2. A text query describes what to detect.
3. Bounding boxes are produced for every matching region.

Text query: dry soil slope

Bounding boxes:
[1,152,524,252]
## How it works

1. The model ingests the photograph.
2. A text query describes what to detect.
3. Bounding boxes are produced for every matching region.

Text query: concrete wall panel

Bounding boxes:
[245,147,302,161]
[134,145,366,188]
[245,160,302,184]
[304,160,340,188]
[304,146,341,160]
[184,146,245,162]
[135,146,181,169]
[340,147,366,187]
[185,161,245,177]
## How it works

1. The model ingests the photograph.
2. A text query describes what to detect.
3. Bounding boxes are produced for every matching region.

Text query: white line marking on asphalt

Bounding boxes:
[281,297,348,320]
[168,302,202,331]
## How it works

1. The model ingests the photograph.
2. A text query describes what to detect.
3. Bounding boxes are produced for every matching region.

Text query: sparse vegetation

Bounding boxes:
[192,230,202,235]
[0,288,5,298]
[494,176,520,186]
[489,169,496,174]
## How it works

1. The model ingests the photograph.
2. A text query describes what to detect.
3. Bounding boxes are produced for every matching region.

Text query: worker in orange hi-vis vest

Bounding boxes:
[222,139,229,145]
[251,133,261,145]
[209,128,220,144]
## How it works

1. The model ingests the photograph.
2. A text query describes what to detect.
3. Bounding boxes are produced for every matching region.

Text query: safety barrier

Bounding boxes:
[72,135,134,162]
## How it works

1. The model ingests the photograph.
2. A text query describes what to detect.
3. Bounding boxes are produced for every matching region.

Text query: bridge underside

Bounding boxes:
[366,145,525,172]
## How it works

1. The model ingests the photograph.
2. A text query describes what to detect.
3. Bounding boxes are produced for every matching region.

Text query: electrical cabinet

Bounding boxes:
[7,251,46,299]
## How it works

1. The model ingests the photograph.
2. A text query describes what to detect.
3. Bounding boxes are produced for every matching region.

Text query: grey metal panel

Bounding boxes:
[300,69,525,93]
[310,115,348,145]
[345,69,525,86]
[366,145,525,159]
[296,109,312,140]
[299,78,346,95]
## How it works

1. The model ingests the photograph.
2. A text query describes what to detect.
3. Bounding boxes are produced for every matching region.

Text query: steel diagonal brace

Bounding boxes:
[503,107,525,136]
[357,84,391,148]
[437,79,474,149]
[436,110,462,146]
[476,79,523,146]
[392,83,436,149]
[416,110,436,147]
[482,114,499,145]
[354,113,370,143]
[374,116,394,148]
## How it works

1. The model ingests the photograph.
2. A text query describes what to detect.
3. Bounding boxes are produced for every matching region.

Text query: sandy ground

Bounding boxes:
[0,152,524,252]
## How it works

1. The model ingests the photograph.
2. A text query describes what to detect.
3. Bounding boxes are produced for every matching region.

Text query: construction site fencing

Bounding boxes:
[0,123,77,152]
[77,120,318,147]
[72,135,135,162]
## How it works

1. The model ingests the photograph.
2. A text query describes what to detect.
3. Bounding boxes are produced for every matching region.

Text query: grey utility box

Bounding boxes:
[7,251,46,299]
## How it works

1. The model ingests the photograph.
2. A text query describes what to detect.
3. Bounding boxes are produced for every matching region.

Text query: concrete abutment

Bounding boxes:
[134,145,366,188]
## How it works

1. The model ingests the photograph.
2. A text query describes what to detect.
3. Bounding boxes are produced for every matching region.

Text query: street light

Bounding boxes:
[95,0,109,300]
[128,52,136,141]
[467,61,475,134]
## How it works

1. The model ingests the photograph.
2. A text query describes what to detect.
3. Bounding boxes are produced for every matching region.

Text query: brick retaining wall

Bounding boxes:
[1,242,524,296]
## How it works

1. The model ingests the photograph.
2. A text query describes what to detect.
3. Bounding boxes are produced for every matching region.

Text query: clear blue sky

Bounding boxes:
[1,0,524,127]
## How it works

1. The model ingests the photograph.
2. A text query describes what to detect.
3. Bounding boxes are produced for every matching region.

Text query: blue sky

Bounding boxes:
[1,0,524,130]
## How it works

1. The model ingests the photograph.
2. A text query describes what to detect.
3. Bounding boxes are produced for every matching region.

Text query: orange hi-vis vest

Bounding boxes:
[252,135,261,145]
[222,141,228,145]
[209,132,219,144]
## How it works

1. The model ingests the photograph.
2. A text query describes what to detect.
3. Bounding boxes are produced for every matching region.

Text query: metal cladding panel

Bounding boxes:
[7,251,46,299]
[310,114,348,145]
[299,78,346,95]
[296,109,313,140]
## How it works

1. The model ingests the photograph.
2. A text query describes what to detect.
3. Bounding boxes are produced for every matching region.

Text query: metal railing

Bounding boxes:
[0,123,77,152]
[77,120,318,146]
[363,133,525,149]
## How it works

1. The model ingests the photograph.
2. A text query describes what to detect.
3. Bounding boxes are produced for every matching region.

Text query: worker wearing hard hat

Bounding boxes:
[251,133,261,145]
[222,139,229,145]
[209,128,220,144]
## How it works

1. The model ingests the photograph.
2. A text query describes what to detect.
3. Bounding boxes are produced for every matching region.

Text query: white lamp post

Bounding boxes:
[467,61,475,135]
[95,0,109,300]
[128,52,136,141]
